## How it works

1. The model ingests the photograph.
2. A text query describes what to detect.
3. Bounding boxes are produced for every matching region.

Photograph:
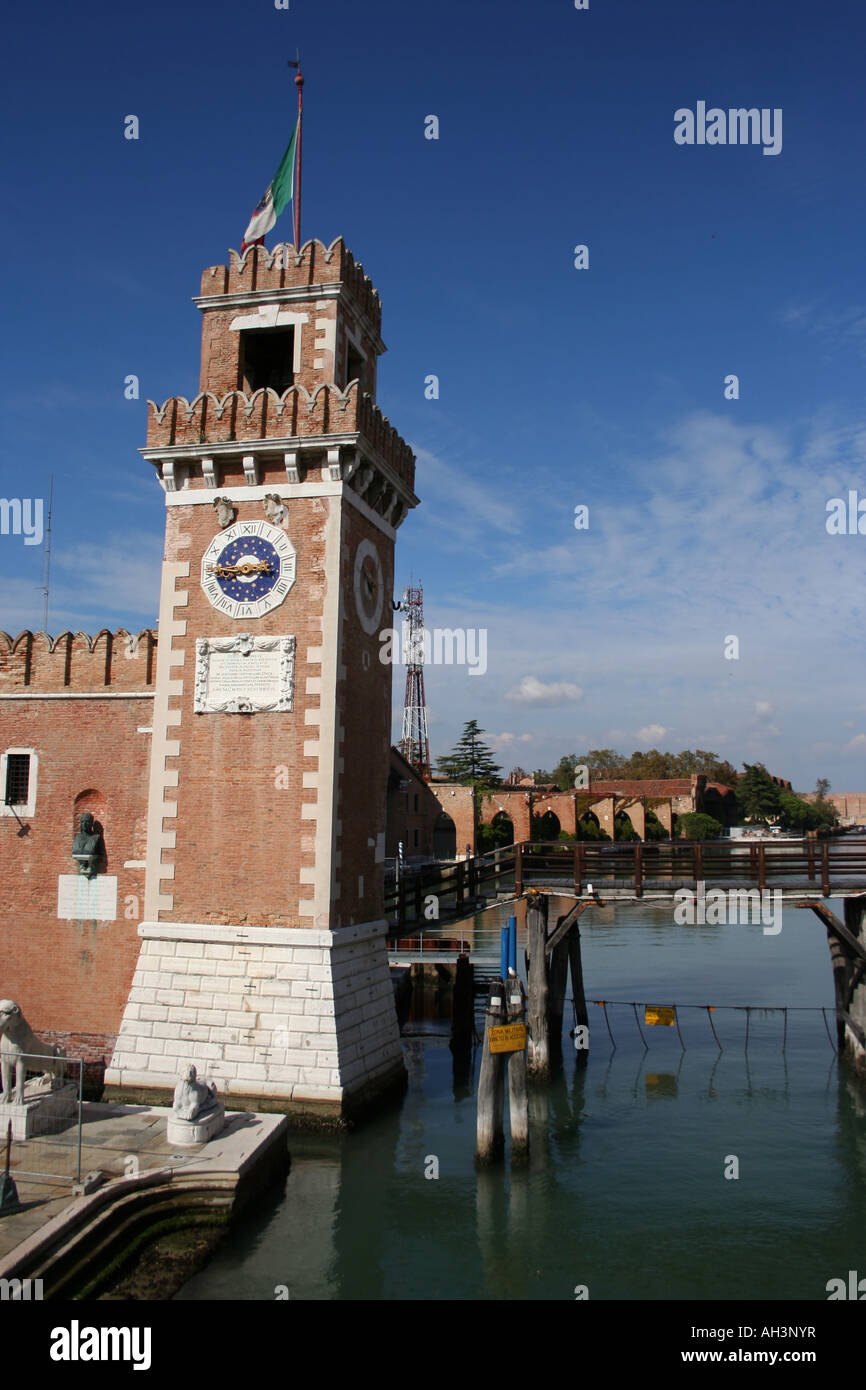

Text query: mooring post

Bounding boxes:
[476,980,507,1165]
[526,892,550,1078]
[506,976,529,1160]
[568,921,590,1034]
[451,953,474,1053]
[843,897,866,1061]
[573,842,583,895]
[514,841,523,896]
[548,924,569,1049]
[758,843,767,892]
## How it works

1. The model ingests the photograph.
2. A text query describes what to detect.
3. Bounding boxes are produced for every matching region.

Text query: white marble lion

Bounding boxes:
[0,1000,66,1106]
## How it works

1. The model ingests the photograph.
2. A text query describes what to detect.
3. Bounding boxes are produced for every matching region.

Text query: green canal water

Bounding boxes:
[176,897,866,1301]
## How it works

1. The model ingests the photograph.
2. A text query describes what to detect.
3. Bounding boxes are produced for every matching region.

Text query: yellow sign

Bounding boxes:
[644,1005,675,1027]
[488,1023,527,1053]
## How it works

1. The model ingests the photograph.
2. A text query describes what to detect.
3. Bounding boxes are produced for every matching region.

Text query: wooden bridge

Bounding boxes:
[385,838,866,931]
[385,838,866,1070]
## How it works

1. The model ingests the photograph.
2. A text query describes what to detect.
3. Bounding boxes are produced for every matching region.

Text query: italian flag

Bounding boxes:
[241,120,299,252]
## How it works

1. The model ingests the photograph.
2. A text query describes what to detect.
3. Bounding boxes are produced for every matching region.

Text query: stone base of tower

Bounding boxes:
[104,919,406,1124]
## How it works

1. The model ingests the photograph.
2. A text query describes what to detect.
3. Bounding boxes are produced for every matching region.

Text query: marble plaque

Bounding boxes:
[194,634,295,713]
[57,875,118,920]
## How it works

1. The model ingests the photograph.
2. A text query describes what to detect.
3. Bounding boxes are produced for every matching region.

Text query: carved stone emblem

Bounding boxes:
[213,496,236,529]
[263,493,287,524]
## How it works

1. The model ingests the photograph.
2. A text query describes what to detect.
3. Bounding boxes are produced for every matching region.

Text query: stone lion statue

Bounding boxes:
[0,1000,66,1106]
[172,1064,218,1121]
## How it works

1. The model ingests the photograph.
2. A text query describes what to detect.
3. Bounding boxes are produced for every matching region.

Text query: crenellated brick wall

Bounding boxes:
[0,629,155,1059]
[0,629,156,692]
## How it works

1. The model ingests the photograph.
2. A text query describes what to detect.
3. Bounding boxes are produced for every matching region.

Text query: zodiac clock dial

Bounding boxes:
[353,538,384,634]
[201,520,297,620]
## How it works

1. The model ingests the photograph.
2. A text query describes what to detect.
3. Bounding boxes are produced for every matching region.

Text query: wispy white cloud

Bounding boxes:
[504,676,584,706]
[487,731,534,748]
[637,723,668,741]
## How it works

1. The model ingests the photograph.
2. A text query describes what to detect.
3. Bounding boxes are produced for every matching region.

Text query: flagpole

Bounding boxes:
[293,60,304,248]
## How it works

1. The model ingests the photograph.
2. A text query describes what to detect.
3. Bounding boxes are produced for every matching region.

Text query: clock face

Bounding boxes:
[201,520,297,620]
[353,538,384,634]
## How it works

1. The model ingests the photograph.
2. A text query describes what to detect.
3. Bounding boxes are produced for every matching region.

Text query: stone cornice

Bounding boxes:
[140,434,420,521]
[137,918,389,948]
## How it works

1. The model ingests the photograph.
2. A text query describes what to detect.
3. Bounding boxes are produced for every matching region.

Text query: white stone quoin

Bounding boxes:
[105,920,402,1104]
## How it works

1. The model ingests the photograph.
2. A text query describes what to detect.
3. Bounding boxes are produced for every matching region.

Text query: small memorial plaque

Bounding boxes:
[57,875,118,921]
[194,634,295,714]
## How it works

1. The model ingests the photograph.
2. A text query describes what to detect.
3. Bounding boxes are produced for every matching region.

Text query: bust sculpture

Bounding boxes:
[172,1064,218,1121]
[71,812,103,878]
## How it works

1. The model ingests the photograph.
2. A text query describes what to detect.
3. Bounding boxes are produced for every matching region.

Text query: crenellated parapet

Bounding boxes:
[0,629,157,692]
[146,383,365,449]
[144,382,416,508]
[199,238,382,335]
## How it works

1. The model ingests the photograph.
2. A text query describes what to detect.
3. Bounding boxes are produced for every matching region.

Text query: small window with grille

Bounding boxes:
[1,749,37,817]
[4,753,30,806]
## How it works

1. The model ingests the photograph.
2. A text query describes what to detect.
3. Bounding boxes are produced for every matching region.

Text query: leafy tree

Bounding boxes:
[477,814,513,850]
[434,720,501,786]
[614,812,639,841]
[577,815,609,841]
[645,809,670,841]
[531,810,561,842]
[560,747,739,785]
[815,777,831,803]
[736,763,782,824]
[624,748,670,779]
[779,791,837,831]
[551,754,579,790]
[574,749,628,778]
[677,812,724,841]
[532,768,552,785]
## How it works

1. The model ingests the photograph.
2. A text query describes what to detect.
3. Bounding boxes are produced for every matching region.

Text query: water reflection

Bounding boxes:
[177,898,866,1301]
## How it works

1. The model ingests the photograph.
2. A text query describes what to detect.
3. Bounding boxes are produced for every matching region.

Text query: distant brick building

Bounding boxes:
[801,792,866,826]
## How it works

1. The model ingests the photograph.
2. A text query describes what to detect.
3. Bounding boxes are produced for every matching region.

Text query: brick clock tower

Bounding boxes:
[105,239,418,1119]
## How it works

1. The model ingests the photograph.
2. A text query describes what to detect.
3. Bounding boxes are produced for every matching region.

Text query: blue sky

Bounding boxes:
[1,0,865,791]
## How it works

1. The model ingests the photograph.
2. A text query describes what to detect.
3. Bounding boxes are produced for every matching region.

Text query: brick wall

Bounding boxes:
[0,629,154,1053]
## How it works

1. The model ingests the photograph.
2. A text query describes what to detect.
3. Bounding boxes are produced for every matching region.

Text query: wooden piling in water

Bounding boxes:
[526,893,550,1078]
[451,953,475,1053]
[505,976,529,1160]
[568,921,590,1033]
[475,980,507,1165]
[548,931,569,1048]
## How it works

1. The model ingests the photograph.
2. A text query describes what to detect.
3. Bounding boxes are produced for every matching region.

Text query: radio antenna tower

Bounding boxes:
[398,581,431,780]
[41,474,54,634]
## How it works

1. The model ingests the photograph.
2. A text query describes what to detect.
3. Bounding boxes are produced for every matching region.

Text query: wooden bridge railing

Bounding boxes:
[384,839,866,928]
